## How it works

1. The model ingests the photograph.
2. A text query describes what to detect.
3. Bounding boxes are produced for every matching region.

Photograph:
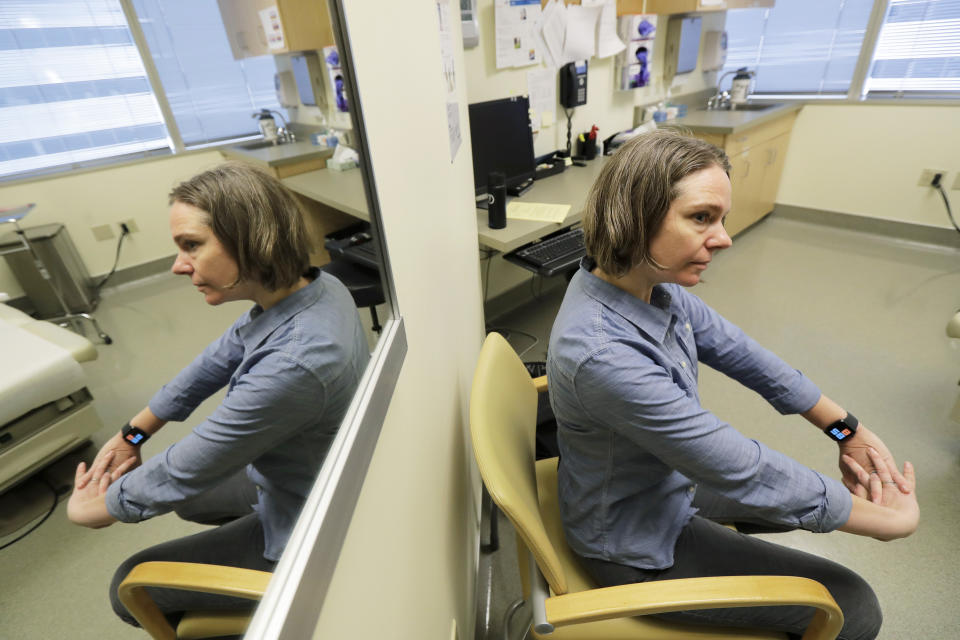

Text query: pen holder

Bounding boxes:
[577,137,597,160]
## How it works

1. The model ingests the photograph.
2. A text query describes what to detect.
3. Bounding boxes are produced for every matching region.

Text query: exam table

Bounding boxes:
[0,301,102,494]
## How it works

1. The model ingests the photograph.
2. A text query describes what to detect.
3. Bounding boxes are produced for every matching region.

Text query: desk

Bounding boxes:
[283,168,369,222]
[476,158,607,254]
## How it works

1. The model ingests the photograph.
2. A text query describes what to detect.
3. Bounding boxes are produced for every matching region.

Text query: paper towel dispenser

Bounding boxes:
[663,16,702,84]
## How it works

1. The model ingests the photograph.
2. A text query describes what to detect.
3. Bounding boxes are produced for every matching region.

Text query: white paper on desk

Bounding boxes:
[495,0,542,69]
[527,67,556,132]
[563,4,601,63]
[540,0,566,69]
[595,0,625,58]
[507,202,571,224]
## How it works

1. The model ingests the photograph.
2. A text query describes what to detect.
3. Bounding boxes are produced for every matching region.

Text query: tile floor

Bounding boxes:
[480,214,960,640]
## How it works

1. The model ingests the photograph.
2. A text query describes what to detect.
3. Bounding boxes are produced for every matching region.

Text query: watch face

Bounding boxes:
[828,426,853,441]
[124,431,146,445]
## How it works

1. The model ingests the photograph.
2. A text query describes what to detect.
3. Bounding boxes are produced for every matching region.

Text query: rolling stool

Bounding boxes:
[320,259,384,334]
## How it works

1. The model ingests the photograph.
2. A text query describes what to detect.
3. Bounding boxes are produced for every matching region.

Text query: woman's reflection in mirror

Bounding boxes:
[66,162,370,627]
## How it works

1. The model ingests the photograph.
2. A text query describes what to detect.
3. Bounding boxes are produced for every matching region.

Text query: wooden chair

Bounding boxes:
[469,332,844,640]
[117,561,271,639]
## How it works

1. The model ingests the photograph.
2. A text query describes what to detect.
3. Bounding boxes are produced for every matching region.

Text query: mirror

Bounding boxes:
[0,0,403,637]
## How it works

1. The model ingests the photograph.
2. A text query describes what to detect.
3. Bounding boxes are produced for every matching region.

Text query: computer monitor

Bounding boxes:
[468,96,536,196]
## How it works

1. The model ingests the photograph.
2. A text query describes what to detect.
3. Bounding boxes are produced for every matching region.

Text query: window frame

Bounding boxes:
[728,0,960,107]
[0,0,277,184]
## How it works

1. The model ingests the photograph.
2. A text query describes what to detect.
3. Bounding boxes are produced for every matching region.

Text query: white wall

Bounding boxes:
[311,2,485,639]
[463,2,723,301]
[778,103,960,229]
[0,152,223,297]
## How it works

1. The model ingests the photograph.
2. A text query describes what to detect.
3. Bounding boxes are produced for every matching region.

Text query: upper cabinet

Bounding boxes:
[617,0,773,14]
[217,0,335,59]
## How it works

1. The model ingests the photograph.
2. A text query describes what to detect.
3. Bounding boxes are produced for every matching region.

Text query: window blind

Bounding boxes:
[722,0,874,96]
[132,0,285,148]
[864,0,960,97]
[0,0,169,179]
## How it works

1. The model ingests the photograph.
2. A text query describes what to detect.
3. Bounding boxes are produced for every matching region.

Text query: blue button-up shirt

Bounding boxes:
[546,263,852,569]
[106,269,369,560]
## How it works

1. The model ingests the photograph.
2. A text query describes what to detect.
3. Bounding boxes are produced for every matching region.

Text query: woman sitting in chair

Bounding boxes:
[546,130,918,640]
[66,163,370,628]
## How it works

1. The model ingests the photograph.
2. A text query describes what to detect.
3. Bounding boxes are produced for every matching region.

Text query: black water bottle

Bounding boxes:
[487,171,507,230]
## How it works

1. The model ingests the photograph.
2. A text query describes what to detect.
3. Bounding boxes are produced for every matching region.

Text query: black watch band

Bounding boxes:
[824,412,858,442]
[121,423,150,446]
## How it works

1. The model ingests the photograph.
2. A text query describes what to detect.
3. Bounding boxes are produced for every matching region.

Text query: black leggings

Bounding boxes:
[109,472,276,629]
[578,516,882,640]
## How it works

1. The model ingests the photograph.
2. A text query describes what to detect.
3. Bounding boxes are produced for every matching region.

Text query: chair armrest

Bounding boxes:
[117,561,272,640]
[544,575,843,640]
[533,375,548,393]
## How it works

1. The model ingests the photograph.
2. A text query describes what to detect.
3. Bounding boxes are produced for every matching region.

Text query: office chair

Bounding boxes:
[469,332,844,640]
[117,561,271,640]
[319,258,383,334]
[321,223,384,334]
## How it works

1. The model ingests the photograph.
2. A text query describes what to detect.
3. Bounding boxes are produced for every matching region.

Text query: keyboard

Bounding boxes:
[339,241,380,271]
[506,227,585,277]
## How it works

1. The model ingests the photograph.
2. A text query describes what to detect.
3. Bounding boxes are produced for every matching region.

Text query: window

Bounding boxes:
[722,0,960,100]
[0,1,169,178]
[863,0,960,97]
[132,0,283,147]
[722,0,875,96]
[0,0,283,180]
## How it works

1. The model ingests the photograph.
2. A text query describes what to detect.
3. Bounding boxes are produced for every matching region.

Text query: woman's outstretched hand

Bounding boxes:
[75,432,141,490]
[841,447,918,541]
[67,452,123,529]
[838,424,910,502]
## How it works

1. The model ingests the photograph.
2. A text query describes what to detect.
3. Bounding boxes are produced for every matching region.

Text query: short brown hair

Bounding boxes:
[169,162,312,291]
[583,129,730,277]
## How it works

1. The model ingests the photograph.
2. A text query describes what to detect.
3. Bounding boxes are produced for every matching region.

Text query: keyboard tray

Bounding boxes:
[503,227,585,277]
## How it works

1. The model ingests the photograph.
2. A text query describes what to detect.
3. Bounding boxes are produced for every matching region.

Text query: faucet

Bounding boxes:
[270,110,296,144]
[707,70,741,110]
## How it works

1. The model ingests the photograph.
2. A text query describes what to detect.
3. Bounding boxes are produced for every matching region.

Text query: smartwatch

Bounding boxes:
[121,423,150,446]
[824,412,858,442]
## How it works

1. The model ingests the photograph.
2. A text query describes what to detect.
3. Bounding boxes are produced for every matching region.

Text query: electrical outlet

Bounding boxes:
[120,218,139,233]
[951,173,960,191]
[92,224,115,241]
[917,168,948,187]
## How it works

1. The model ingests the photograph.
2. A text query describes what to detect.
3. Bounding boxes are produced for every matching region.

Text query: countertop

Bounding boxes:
[282,168,369,222]
[675,103,802,135]
[221,140,335,168]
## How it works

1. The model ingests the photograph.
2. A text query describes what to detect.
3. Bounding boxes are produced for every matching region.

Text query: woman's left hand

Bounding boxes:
[67,453,122,529]
[838,424,910,503]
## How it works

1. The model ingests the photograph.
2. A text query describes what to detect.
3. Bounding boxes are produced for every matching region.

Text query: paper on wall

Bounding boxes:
[595,0,625,58]
[437,0,461,162]
[527,67,557,132]
[495,0,543,70]
[540,0,566,69]
[506,202,571,224]
[563,4,601,63]
[259,6,286,51]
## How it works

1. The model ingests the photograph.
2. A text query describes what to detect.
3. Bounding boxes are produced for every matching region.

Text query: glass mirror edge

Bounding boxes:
[243,0,405,633]
[245,315,407,638]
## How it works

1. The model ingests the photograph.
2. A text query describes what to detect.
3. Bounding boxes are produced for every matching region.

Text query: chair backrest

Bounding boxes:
[470,332,568,595]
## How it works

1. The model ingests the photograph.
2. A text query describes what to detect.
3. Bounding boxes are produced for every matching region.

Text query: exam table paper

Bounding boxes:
[506,202,571,224]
